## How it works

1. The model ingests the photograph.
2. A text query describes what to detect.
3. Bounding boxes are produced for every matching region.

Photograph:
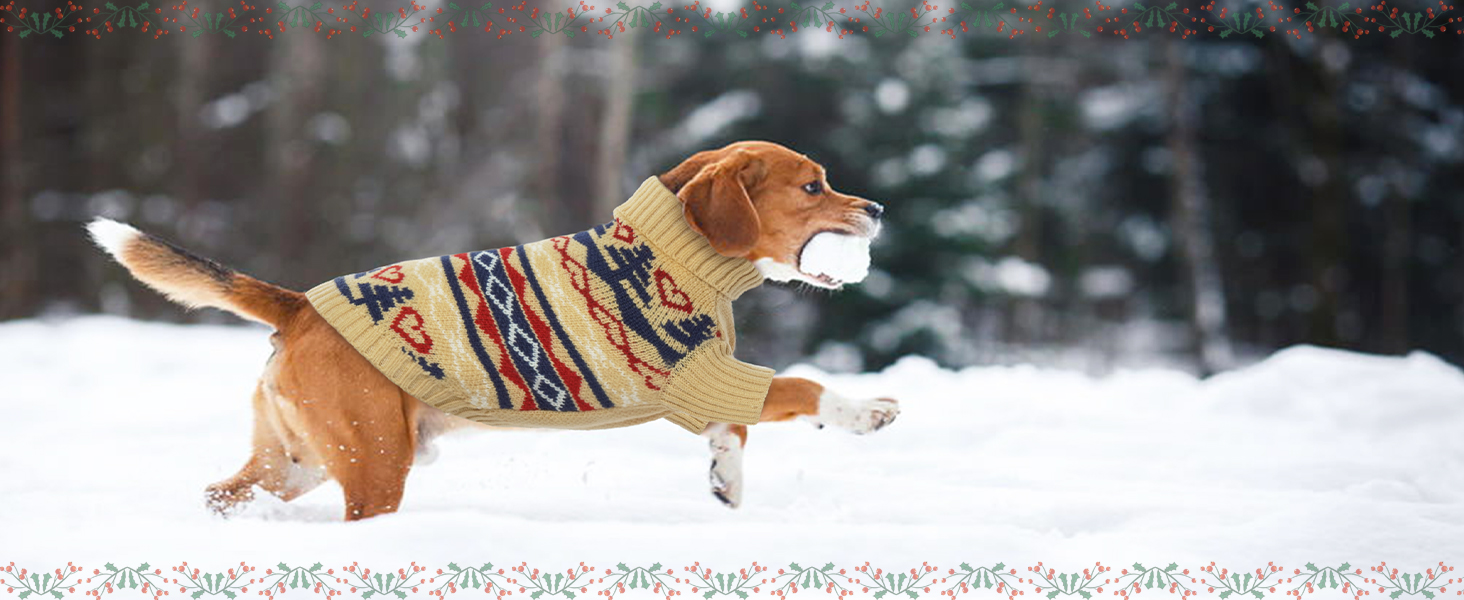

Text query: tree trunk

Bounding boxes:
[531,31,569,236]
[1306,36,1348,347]
[266,28,325,278]
[1010,49,1047,345]
[1165,38,1234,374]
[0,31,31,320]
[174,33,211,218]
[1378,42,1415,355]
[595,28,637,217]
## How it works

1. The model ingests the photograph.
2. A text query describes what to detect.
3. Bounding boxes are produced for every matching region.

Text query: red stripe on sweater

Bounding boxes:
[499,247,596,412]
[453,253,537,410]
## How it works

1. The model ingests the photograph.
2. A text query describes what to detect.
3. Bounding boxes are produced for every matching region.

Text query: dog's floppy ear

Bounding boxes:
[675,149,766,258]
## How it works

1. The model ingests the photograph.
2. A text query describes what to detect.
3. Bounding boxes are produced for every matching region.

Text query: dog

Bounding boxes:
[87,140,900,521]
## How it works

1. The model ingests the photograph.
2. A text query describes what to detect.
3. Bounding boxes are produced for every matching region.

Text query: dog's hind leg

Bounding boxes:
[205,384,326,516]
[325,398,416,522]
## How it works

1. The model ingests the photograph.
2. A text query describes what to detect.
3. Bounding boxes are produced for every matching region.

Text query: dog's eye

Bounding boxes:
[802,181,823,195]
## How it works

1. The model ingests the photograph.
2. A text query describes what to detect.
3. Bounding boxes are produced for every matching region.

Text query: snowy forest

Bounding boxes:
[2,21,1463,376]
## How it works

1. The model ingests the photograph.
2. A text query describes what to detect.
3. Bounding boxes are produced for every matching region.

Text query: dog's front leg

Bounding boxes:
[704,423,747,508]
[758,376,900,434]
[702,377,900,508]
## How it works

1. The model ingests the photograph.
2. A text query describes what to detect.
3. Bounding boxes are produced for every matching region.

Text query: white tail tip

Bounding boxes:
[86,217,142,260]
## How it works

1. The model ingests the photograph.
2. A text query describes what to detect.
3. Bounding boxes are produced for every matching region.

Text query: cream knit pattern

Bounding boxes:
[304,177,774,435]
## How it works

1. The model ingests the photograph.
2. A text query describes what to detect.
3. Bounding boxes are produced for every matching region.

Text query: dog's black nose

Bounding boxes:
[863,202,885,220]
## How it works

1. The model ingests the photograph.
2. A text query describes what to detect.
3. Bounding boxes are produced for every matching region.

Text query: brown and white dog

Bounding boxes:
[87,140,900,521]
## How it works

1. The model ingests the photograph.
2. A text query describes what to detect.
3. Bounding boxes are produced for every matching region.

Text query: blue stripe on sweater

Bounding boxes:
[514,244,615,409]
[468,250,578,412]
[440,255,514,409]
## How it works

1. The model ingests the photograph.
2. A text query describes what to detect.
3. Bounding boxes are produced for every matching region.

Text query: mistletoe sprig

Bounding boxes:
[1294,1,1362,33]
[0,2,84,38]
[1360,0,1452,37]
[1129,1,1184,32]
[0,563,86,600]
[598,563,682,600]
[97,0,162,33]
[1207,3,1269,38]
[853,0,940,36]
[675,562,762,599]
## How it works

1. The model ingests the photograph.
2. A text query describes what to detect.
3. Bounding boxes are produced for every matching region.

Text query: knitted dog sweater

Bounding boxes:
[304,176,775,435]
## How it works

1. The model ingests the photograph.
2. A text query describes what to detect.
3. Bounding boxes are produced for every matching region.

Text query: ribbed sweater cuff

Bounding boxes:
[660,343,774,433]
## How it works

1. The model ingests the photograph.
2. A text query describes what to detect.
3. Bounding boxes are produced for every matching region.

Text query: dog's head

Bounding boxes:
[658,141,884,290]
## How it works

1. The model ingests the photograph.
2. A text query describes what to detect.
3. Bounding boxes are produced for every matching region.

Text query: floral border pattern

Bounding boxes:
[0,0,1460,41]
[0,561,1457,600]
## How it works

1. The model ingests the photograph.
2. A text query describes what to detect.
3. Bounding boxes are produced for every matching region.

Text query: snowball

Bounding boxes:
[799,232,872,284]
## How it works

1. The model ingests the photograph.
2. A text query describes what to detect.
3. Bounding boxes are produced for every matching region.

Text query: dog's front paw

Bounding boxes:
[809,394,900,435]
[704,424,744,509]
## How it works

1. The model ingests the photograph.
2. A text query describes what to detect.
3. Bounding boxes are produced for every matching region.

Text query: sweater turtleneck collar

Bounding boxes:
[610,176,766,300]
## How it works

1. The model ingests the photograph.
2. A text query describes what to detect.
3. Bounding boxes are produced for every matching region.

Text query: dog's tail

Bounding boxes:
[86,218,307,329]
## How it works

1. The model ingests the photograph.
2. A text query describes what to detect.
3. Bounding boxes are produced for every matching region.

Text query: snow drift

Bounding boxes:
[2,317,1462,570]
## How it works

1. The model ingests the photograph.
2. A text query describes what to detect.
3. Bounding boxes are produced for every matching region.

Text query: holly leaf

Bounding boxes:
[309,564,322,573]
[393,592,407,600]
[617,1,629,9]
[192,592,205,599]
[222,592,236,600]
[1251,592,1264,600]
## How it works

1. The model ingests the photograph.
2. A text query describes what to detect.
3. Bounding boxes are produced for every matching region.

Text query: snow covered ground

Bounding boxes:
[3,316,1464,571]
